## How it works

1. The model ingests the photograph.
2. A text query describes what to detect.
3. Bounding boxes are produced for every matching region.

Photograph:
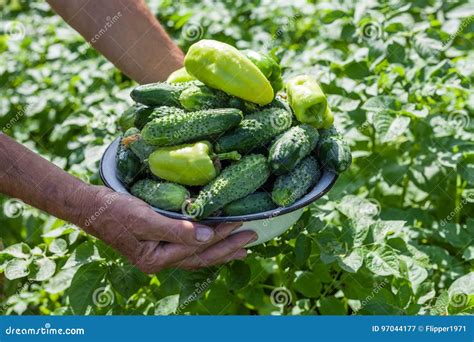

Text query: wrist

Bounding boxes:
[73,184,112,233]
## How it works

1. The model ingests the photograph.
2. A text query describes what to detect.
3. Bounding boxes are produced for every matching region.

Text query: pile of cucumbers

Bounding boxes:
[116,39,351,220]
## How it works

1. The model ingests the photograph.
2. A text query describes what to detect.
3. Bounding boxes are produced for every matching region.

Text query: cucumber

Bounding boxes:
[215,107,293,153]
[272,156,320,207]
[318,125,340,140]
[187,154,270,219]
[116,128,143,185]
[130,82,192,107]
[222,192,276,216]
[122,133,157,162]
[141,108,243,146]
[318,136,352,173]
[179,83,229,111]
[135,106,185,130]
[118,105,139,132]
[268,124,319,175]
[131,179,189,211]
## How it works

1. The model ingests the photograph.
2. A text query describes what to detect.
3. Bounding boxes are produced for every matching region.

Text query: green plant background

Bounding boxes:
[0,0,473,315]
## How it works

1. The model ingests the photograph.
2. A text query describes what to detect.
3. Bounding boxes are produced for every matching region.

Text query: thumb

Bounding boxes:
[145,213,215,245]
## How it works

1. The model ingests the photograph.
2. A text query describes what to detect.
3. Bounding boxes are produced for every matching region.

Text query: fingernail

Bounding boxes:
[195,226,214,242]
[248,233,259,243]
[229,222,243,231]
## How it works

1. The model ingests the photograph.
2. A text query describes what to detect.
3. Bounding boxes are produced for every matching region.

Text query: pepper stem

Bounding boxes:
[216,151,241,161]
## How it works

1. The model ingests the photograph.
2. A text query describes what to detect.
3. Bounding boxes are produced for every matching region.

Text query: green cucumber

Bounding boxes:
[318,136,352,173]
[187,154,270,219]
[222,192,276,216]
[135,106,185,130]
[122,133,157,162]
[130,82,194,107]
[179,83,229,111]
[268,124,319,175]
[142,108,243,146]
[116,128,143,185]
[272,156,320,207]
[215,107,293,153]
[131,179,189,211]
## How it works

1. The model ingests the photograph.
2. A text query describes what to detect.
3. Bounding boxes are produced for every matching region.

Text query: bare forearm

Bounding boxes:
[0,134,97,229]
[47,0,183,84]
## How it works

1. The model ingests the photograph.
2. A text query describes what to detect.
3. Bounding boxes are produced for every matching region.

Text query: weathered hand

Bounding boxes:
[80,185,257,273]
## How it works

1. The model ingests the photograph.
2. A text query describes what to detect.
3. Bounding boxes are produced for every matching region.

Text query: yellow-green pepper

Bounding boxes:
[166,67,196,83]
[286,75,332,128]
[184,40,274,105]
[148,141,241,186]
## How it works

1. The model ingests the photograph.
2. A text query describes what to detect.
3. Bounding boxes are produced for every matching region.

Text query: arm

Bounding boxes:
[47,0,184,84]
[0,134,256,272]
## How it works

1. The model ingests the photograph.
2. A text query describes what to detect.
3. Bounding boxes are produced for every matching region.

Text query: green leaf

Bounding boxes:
[30,257,56,281]
[362,96,400,112]
[5,259,30,280]
[45,267,78,294]
[387,42,406,63]
[63,241,102,269]
[431,290,449,315]
[67,262,107,315]
[365,245,400,277]
[0,243,31,259]
[343,61,370,79]
[109,264,149,299]
[319,296,347,315]
[49,238,67,255]
[414,35,443,60]
[293,271,321,298]
[225,260,251,291]
[294,234,312,266]
[337,248,364,273]
[155,295,179,315]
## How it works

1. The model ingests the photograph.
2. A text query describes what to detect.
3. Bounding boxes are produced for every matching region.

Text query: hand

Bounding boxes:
[80,185,257,273]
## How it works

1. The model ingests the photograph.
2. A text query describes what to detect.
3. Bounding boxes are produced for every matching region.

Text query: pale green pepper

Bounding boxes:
[148,141,241,186]
[184,40,274,105]
[286,75,332,128]
[166,67,196,83]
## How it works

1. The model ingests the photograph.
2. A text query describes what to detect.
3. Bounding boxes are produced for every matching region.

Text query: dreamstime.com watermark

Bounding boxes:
[443,15,474,47]
[84,193,119,227]
[2,103,30,133]
[4,323,85,336]
[262,13,301,50]
[353,279,388,314]
[439,192,474,227]
[89,11,123,44]
[174,277,214,314]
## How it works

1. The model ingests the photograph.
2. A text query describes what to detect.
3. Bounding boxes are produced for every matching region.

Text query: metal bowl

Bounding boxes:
[100,137,337,246]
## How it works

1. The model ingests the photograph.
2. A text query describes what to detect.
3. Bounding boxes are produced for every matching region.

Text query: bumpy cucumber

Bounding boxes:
[318,136,352,173]
[215,107,293,153]
[116,128,143,185]
[142,108,243,146]
[122,133,157,162]
[131,179,189,211]
[222,192,276,216]
[188,154,270,219]
[272,156,320,207]
[318,125,340,140]
[179,83,229,111]
[268,124,319,175]
[134,106,184,130]
[130,82,192,107]
[118,105,140,132]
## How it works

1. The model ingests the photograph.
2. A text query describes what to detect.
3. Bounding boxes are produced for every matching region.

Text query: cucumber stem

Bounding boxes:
[216,151,241,161]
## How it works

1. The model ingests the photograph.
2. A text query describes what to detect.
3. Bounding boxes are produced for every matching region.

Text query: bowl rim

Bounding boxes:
[100,137,338,223]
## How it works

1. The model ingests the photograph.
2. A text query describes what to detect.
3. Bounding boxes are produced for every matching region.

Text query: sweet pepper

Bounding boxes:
[286,75,332,128]
[241,49,283,93]
[148,141,241,186]
[166,67,196,83]
[184,40,274,105]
